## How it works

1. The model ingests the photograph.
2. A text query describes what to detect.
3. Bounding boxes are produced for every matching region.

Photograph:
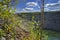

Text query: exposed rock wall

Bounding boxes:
[44,11,60,31]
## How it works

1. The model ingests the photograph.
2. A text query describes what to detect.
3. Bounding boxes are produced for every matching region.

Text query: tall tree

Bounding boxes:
[40,0,44,40]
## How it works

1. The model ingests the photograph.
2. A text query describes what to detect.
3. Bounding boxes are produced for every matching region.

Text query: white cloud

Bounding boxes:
[26,2,40,8]
[16,9,28,13]
[27,2,38,6]
[44,0,60,11]
[44,8,50,11]
[16,8,40,13]
[38,5,40,8]
[23,7,34,11]
[45,0,60,7]
[58,0,60,3]
[45,3,58,7]
[16,2,40,13]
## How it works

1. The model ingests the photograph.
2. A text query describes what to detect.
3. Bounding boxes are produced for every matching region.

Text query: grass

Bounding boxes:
[45,30,60,37]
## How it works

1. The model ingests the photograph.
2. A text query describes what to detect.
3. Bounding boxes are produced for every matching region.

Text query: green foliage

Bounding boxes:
[0,29,5,38]
[21,14,48,40]
[0,0,20,40]
[0,0,48,40]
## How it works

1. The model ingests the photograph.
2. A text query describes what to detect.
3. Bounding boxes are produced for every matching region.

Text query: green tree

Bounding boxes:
[0,0,19,40]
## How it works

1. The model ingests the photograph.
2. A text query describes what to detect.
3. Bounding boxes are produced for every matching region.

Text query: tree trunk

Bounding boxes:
[40,0,44,40]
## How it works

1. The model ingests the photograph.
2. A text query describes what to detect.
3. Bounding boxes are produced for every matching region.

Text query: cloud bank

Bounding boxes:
[22,2,40,12]
[16,0,60,13]
[44,0,60,11]
[26,2,40,8]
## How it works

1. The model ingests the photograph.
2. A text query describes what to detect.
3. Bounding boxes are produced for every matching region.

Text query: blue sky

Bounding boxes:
[16,0,60,13]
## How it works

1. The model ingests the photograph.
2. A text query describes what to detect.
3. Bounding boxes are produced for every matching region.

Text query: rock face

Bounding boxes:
[44,11,60,31]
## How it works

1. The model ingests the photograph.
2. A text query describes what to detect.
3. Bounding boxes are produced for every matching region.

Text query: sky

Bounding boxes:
[16,0,60,13]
